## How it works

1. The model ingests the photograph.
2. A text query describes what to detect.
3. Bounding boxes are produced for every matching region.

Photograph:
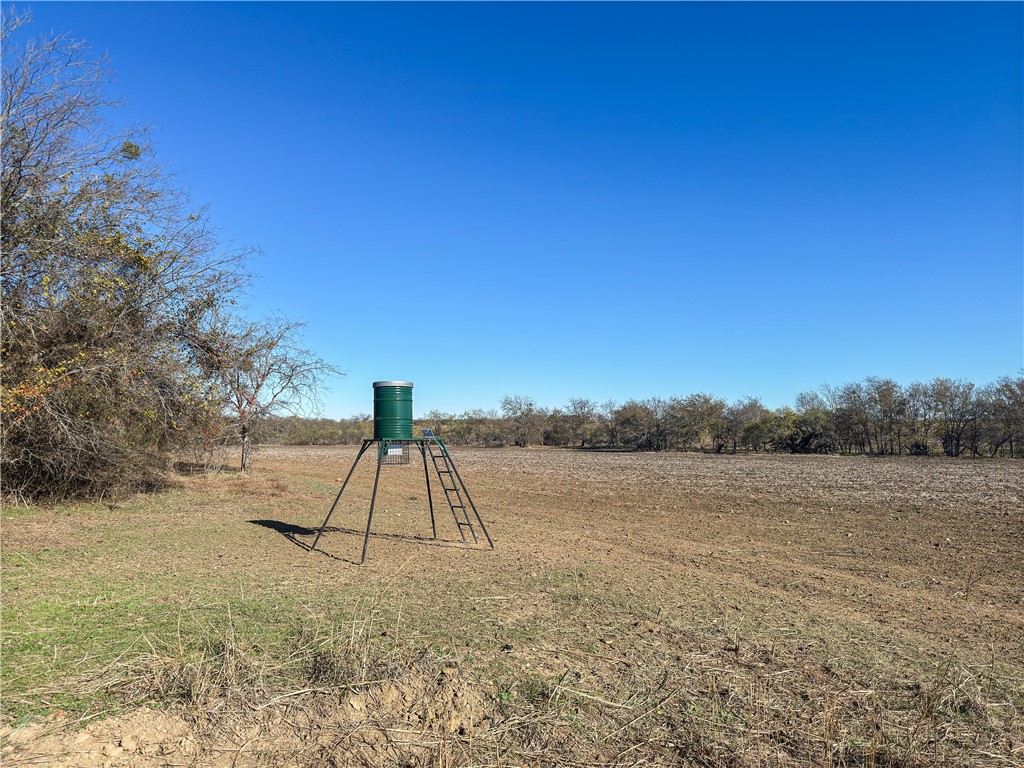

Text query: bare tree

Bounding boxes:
[192,315,343,471]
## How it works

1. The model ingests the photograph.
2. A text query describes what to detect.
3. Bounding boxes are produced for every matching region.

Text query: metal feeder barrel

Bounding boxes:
[372,381,413,440]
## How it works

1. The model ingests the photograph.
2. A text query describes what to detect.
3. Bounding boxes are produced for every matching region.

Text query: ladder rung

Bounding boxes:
[431,445,476,538]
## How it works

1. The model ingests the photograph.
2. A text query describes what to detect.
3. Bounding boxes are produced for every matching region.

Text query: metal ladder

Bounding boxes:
[427,439,478,543]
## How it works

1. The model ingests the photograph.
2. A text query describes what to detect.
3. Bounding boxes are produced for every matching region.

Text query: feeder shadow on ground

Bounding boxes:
[247,519,480,565]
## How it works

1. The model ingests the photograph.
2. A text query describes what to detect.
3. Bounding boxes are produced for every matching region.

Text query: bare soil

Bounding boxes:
[3,447,1022,766]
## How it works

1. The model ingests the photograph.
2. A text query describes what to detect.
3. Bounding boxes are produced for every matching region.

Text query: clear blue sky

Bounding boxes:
[15,2,1024,417]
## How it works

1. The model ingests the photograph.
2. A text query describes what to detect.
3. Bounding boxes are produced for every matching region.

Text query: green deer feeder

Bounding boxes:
[311,381,494,563]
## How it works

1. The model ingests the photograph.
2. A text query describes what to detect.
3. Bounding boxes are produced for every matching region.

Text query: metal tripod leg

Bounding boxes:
[360,441,387,564]
[418,443,437,539]
[311,439,372,552]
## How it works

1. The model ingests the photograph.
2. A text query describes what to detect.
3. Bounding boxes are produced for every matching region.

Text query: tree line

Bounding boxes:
[260,374,1023,458]
[1,13,340,501]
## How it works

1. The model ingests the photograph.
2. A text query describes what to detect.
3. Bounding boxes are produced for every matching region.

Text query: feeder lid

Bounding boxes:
[373,381,414,388]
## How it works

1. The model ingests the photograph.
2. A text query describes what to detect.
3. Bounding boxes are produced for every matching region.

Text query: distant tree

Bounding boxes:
[930,378,978,457]
[595,400,618,447]
[797,386,853,452]
[566,397,599,447]
[984,374,1024,457]
[969,375,1024,457]
[440,412,467,445]
[334,416,372,444]
[837,382,873,453]
[863,377,909,455]
[500,395,545,447]
[905,381,938,455]
[755,409,796,452]
[461,408,504,446]
[768,407,835,454]
[794,390,827,413]
[543,408,572,446]
[665,393,726,450]
[725,396,769,452]
[741,413,772,452]
[422,410,456,440]
[613,400,658,451]
[800,385,854,454]
[609,398,669,451]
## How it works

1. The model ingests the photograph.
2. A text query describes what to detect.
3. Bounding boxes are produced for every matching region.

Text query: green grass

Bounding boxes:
[3,487,508,720]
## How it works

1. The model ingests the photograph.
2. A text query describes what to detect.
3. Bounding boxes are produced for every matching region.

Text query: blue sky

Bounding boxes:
[15,2,1024,417]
